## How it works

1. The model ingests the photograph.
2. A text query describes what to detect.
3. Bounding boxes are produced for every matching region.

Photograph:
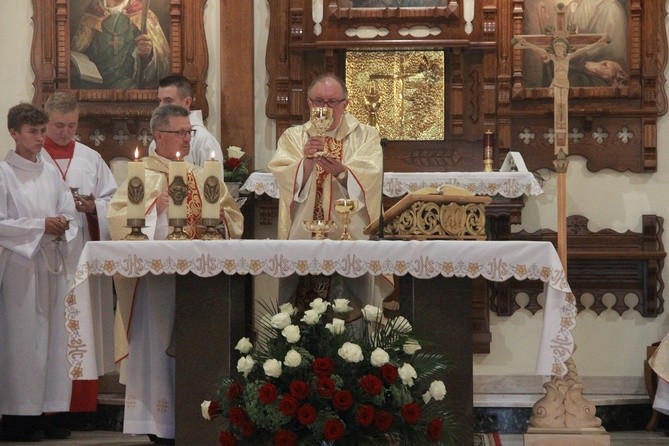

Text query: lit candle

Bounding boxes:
[168,153,188,220]
[202,150,222,220]
[126,147,145,220]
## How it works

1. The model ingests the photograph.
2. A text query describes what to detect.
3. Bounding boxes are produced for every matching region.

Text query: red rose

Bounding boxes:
[427,417,443,442]
[239,420,255,437]
[218,430,237,446]
[323,418,346,441]
[258,382,278,404]
[278,394,299,416]
[375,410,393,431]
[228,406,247,427]
[355,404,375,427]
[316,376,336,397]
[379,363,398,385]
[274,430,298,446]
[401,402,421,424]
[297,403,317,425]
[289,380,310,400]
[359,374,383,396]
[332,390,354,411]
[227,382,243,400]
[224,157,242,170]
[312,357,335,377]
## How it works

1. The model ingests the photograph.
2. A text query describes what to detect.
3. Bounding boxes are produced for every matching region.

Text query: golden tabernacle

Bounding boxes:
[364,185,492,240]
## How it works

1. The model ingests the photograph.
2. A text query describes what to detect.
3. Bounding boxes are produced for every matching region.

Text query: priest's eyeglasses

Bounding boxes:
[158,129,197,138]
[309,98,347,108]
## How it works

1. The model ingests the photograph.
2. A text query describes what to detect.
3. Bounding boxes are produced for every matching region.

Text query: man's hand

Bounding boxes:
[156,191,169,214]
[315,156,346,178]
[45,215,69,237]
[303,136,327,159]
[75,194,97,215]
[135,34,153,59]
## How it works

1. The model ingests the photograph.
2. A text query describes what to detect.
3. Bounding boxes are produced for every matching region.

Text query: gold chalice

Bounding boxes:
[310,107,333,137]
[334,198,359,240]
[303,219,336,240]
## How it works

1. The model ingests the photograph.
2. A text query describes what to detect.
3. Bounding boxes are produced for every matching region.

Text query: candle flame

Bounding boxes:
[176,151,181,160]
[211,150,216,160]
[134,147,139,160]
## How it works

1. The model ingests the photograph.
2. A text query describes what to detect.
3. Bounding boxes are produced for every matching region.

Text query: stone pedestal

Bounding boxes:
[524,427,610,446]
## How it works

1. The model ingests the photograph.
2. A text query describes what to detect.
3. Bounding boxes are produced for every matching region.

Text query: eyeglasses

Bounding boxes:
[308,98,347,108]
[158,129,196,138]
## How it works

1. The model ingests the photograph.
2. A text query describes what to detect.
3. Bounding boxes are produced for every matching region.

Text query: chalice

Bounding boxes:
[303,219,336,240]
[334,198,358,240]
[310,106,333,139]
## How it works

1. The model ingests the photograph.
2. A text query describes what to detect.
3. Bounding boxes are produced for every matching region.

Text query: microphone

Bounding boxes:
[377,138,387,240]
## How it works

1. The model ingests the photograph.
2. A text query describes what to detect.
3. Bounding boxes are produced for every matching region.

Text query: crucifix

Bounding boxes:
[513,3,612,440]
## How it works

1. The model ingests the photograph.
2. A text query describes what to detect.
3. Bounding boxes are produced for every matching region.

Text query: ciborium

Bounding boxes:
[334,198,358,240]
[303,219,336,240]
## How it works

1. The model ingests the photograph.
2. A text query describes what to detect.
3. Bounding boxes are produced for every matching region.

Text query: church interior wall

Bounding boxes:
[0,0,668,389]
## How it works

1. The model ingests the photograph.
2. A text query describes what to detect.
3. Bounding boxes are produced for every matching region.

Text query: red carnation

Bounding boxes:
[355,404,375,427]
[227,382,243,400]
[239,420,255,437]
[289,380,310,400]
[312,357,335,377]
[323,418,346,441]
[375,410,393,431]
[218,430,237,446]
[278,394,299,416]
[258,382,278,404]
[332,390,354,411]
[224,157,243,170]
[359,374,383,396]
[228,406,247,427]
[274,430,298,446]
[401,402,421,424]
[379,363,398,385]
[316,376,336,397]
[427,417,443,442]
[297,403,317,425]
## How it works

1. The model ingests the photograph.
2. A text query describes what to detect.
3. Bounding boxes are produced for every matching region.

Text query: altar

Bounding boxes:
[65,239,572,444]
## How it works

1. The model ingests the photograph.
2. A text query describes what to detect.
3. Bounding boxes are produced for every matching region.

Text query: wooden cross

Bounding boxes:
[512,3,609,156]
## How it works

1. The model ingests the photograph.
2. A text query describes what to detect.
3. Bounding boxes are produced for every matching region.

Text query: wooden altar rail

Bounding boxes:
[494,214,666,317]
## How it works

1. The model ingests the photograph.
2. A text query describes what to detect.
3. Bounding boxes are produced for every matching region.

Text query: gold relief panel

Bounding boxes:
[345,51,445,141]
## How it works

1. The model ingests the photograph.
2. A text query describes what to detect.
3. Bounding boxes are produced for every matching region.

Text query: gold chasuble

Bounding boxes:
[107,154,244,363]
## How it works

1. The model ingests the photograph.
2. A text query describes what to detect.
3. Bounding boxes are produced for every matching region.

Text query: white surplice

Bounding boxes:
[0,150,78,415]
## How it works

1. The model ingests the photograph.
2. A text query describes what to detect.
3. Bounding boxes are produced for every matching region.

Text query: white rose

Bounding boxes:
[428,380,447,401]
[279,303,297,315]
[403,339,422,355]
[325,318,346,335]
[284,349,302,367]
[301,309,321,325]
[237,355,255,377]
[282,324,301,343]
[309,298,330,315]
[201,400,213,420]
[332,298,353,314]
[338,342,364,363]
[398,363,417,387]
[227,145,245,159]
[270,312,292,330]
[370,348,390,367]
[263,358,283,378]
[390,316,412,333]
[234,337,253,354]
[361,304,383,322]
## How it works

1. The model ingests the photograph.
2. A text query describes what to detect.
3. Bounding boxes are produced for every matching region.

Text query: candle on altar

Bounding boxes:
[168,152,188,220]
[202,150,221,220]
[126,147,145,220]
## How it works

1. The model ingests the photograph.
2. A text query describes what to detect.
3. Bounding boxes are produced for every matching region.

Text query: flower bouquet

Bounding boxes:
[224,145,251,183]
[201,298,456,446]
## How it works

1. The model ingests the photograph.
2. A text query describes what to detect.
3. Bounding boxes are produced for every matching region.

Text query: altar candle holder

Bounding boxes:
[125,147,148,240]
[167,152,191,240]
[483,130,494,173]
[201,151,223,240]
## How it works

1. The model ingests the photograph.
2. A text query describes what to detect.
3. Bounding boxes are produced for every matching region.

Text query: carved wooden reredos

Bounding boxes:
[266,0,667,173]
[31,0,210,163]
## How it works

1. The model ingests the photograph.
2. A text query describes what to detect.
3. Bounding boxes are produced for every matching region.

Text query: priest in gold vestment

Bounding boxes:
[107,105,243,444]
[268,74,391,315]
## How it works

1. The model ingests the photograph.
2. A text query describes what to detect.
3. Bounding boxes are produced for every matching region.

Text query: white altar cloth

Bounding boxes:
[64,239,573,381]
[241,171,543,199]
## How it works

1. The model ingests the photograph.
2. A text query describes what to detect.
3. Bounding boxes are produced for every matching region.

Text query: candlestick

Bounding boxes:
[168,159,188,220]
[202,157,221,221]
[483,130,494,172]
[125,147,148,240]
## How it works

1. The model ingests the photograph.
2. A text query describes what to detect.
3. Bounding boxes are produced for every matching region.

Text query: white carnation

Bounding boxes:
[428,380,447,401]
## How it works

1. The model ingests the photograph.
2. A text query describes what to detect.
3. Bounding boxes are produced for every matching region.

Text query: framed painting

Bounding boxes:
[31,0,210,119]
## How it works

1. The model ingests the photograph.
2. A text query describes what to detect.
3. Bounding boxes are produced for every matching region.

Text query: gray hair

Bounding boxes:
[150,105,190,133]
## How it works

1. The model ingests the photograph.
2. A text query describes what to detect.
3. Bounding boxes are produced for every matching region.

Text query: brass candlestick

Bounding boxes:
[167,218,190,240]
[483,130,494,172]
[334,198,358,240]
[201,218,224,240]
[124,177,148,240]
[201,175,223,240]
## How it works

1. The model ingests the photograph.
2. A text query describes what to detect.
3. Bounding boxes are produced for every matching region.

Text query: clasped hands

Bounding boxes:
[303,136,346,178]
[45,215,70,237]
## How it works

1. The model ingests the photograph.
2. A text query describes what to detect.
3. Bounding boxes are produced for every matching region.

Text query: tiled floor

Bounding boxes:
[1,430,669,445]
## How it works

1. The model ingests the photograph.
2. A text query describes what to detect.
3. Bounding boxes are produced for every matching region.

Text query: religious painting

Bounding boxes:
[69,0,171,90]
[345,51,445,140]
[522,0,629,88]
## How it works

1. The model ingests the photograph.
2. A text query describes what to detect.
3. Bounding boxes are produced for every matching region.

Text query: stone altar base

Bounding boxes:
[524,427,610,446]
